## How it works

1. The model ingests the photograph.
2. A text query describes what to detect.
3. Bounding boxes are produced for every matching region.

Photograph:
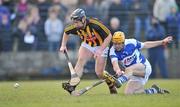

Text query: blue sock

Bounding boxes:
[145,88,157,94]
[117,75,128,84]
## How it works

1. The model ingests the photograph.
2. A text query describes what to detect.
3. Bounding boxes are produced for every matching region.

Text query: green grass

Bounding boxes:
[0,79,180,107]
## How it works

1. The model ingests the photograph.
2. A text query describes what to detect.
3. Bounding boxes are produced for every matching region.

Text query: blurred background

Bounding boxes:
[0,0,179,80]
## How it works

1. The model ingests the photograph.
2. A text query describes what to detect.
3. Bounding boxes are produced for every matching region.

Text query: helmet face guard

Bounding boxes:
[71,16,82,21]
[112,31,125,44]
[70,8,86,22]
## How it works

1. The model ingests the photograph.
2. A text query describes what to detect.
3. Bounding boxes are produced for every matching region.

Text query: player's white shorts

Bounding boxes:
[81,42,109,57]
[129,60,152,85]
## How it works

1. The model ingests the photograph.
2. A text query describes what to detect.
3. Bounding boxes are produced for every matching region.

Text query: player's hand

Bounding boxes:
[59,46,67,53]
[162,36,173,45]
[116,69,124,76]
[94,48,103,58]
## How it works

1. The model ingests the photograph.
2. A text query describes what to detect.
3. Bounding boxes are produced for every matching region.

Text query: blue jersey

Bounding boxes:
[110,39,146,67]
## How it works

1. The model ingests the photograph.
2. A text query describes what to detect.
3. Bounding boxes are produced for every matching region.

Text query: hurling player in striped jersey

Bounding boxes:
[60,8,117,95]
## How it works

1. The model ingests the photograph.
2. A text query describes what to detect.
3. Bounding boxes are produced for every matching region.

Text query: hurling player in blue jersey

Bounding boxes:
[108,31,172,95]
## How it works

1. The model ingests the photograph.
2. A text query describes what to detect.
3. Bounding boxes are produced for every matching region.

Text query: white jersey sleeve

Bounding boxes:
[126,39,144,49]
[109,46,118,63]
[136,40,144,49]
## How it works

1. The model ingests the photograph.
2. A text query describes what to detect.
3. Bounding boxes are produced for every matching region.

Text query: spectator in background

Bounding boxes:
[166,6,179,49]
[122,0,133,10]
[99,0,112,24]
[37,0,51,23]
[176,0,180,10]
[108,0,129,34]
[15,5,41,51]
[0,0,10,30]
[131,0,150,40]
[52,0,68,21]
[13,16,28,51]
[36,0,51,50]
[45,6,63,52]
[153,0,178,34]
[80,0,99,19]
[0,13,10,30]
[0,14,12,51]
[146,17,168,78]
[109,17,121,34]
[3,0,15,21]
[0,38,2,52]
[15,0,29,21]
[0,0,12,51]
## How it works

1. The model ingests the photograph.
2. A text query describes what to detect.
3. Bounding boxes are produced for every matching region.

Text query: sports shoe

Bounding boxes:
[105,79,118,94]
[114,79,122,88]
[62,82,77,94]
[109,86,118,94]
[103,71,116,83]
[151,84,170,94]
[103,71,122,88]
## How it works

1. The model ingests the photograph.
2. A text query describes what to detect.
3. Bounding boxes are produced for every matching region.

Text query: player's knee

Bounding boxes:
[124,88,144,95]
[76,71,83,78]
[133,90,144,94]
[124,91,142,95]
[77,57,86,66]
[125,68,133,73]
[96,72,104,79]
[124,90,134,95]
[124,88,136,95]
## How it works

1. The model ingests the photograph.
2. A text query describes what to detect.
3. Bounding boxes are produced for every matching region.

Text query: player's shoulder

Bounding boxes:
[88,17,105,27]
[109,46,116,55]
[110,45,115,52]
[125,38,137,45]
[88,17,110,33]
[64,24,76,33]
[89,17,102,24]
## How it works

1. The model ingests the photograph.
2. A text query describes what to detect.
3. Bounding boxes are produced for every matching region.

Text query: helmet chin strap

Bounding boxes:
[74,17,86,29]
[81,17,86,29]
[82,20,86,29]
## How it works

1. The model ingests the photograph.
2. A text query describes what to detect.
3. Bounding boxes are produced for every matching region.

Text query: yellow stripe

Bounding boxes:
[64,24,76,33]
[90,19,110,35]
[86,26,96,46]
[93,29,102,45]
[88,41,92,46]
[77,31,83,39]
[80,30,87,42]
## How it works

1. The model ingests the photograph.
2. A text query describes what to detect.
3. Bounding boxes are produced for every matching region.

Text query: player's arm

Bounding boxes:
[143,36,173,49]
[94,34,112,58]
[93,19,112,51]
[95,31,112,58]
[90,18,112,50]
[109,47,123,76]
[61,32,69,48]
[112,60,123,76]
[60,24,77,52]
[59,32,69,52]
[100,33,112,50]
[92,19,112,57]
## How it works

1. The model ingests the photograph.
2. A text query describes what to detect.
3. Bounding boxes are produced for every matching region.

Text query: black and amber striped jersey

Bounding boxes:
[64,18,110,47]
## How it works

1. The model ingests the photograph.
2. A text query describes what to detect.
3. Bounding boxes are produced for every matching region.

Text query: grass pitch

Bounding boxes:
[0,79,180,107]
